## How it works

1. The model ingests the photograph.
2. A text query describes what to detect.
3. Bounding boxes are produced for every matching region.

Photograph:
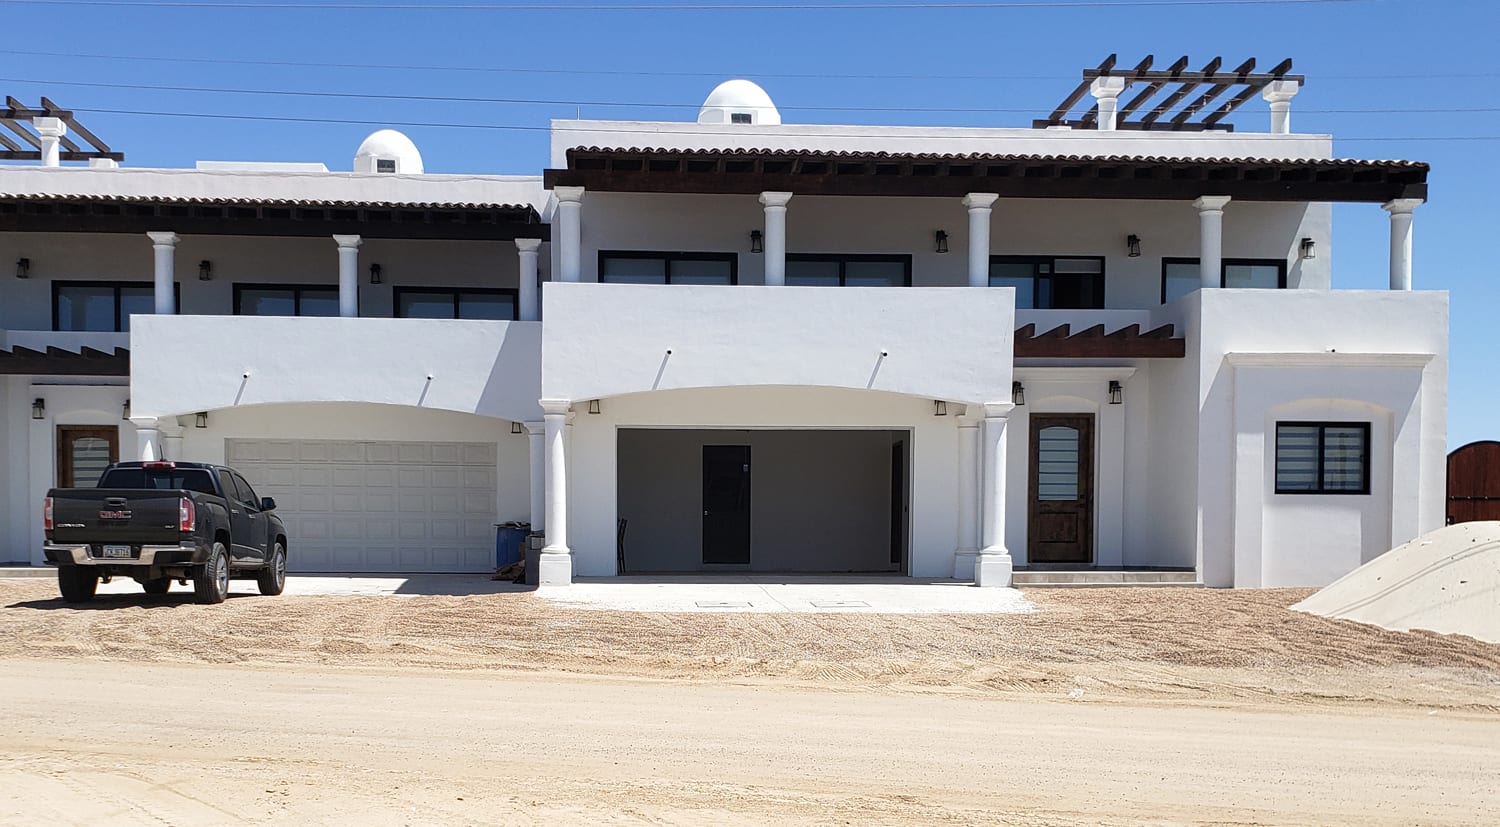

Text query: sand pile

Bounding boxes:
[1293,521,1500,644]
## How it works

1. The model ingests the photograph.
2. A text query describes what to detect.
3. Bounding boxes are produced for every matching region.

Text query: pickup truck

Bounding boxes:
[44,461,288,605]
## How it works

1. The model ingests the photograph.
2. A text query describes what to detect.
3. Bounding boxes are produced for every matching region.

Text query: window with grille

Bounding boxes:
[1275,422,1370,495]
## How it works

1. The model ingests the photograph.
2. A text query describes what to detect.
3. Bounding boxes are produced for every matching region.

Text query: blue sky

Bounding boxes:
[2,0,1495,447]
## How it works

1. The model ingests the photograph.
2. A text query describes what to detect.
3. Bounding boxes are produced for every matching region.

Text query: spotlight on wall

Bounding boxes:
[934,230,950,254]
[1012,381,1026,406]
[933,400,948,416]
[122,399,131,421]
[369,263,383,284]
[198,260,213,281]
[31,397,45,420]
[510,421,524,434]
[1299,237,1317,260]
[1108,380,1123,405]
[194,411,209,429]
[16,257,30,279]
[749,230,763,254]
[587,399,601,415]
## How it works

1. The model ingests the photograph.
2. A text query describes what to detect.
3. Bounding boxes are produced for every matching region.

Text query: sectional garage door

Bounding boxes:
[227,439,498,573]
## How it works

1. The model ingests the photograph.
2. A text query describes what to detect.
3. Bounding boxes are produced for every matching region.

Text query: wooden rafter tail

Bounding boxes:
[1171,58,1253,127]
[1081,53,1120,79]
[79,347,113,359]
[1142,56,1222,126]
[1267,57,1294,78]
[1036,324,1072,340]
[11,347,45,359]
[1105,324,1142,340]
[1142,324,1176,339]
[1071,324,1107,339]
[0,131,22,152]
[1015,323,1037,340]
[1,118,41,149]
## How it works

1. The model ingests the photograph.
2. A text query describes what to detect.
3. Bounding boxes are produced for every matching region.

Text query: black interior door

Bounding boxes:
[702,445,751,565]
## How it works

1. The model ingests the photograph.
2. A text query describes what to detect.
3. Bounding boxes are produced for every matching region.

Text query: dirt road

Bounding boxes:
[3,659,1497,826]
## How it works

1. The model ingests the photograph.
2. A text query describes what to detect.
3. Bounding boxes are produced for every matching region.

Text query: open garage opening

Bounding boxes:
[616,429,912,574]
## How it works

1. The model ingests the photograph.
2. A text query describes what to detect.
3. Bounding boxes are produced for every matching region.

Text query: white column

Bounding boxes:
[129,417,161,462]
[1384,198,1422,291]
[160,419,184,462]
[33,117,65,167]
[146,232,178,315]
[537,399,573,586]
[961,193,999,287]
[952,414,982,579]
[1261,80,1301,135]
[759,191,793,286]
[526,421,545,533]
[1193,196,1231,289]
[332,235,361,317]
[554,187,585,283]
[516,238,542,321]
[1089,76,1128,131]
[975,402,1015,587]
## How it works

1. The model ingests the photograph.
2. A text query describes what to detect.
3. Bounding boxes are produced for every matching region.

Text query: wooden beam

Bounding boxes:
[1171,58,1253,127]
[1142,56,1222,125]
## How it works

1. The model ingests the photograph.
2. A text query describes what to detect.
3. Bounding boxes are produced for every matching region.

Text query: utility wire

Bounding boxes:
[0,0,1376,10]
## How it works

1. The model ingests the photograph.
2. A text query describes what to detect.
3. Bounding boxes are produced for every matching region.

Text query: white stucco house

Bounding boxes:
[0,58,1446,588]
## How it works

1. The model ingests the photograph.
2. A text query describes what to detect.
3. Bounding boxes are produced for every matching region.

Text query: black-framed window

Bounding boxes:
[989,255,1104,309]
[785,254,911,286]
[233,284,341,317]
[1275,422,1371,495]
[1162,258,1287,304]
[394,287,518,320]
[52,281,176,332]
[599,251,738,285]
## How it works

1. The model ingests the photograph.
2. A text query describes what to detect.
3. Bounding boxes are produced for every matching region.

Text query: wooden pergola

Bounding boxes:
[1,98,122,163]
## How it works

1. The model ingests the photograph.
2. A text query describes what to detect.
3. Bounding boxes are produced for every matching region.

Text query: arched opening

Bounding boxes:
[1447,441,1500,525]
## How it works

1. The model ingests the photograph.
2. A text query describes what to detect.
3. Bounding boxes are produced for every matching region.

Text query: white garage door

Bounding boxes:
[227,439,498,573]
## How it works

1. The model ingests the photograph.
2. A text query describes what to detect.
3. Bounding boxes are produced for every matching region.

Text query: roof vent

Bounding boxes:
[698,80,782,126]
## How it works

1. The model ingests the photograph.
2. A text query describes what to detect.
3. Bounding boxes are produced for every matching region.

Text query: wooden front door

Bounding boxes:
[702,445,752,565]
[1028,414,1094,565]
[1447,441,1500,524]
[57,426,119,489]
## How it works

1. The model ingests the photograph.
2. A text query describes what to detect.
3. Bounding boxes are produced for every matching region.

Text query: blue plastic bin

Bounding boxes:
[495,523,528,567]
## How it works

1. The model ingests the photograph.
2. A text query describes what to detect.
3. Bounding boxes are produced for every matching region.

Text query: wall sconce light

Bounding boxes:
[587,399,601,415]
[1126,235,1142,258]
[933,400,948,416]
[122,399,131,421]
[15,257,30,279]
[510,421,523,434]
[934,230,949,254]
[198,260,213,281]
[1299,237,1316,260]
[1108,380,1123,405]
[31,397,45,420]
[195,411,209,429]
[369,263,383,284]
[1012,381,1025,406]
[749,230,763,254]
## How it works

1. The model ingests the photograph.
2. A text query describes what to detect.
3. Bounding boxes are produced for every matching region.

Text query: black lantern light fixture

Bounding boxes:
[122,399,131,421]
[15,257,30,279]
[587,399,601,415]
[749,229,763,254]
[31,397,45,420]
[1126,235,1142,258]
[1299,237,1316,260]
[198,260,212,281]
[1108,380,1123,405]
[934,230,950,254]
[1012,381,1025,406]
[510,421,524,434]
[933,400,948,416]
[195,411,209,429]
[369,263,383,284]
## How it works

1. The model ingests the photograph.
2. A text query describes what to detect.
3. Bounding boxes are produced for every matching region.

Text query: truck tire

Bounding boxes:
[257,542,286,597]
[57,567,98,603]
[194,543,230,605]
[142,578,171,596]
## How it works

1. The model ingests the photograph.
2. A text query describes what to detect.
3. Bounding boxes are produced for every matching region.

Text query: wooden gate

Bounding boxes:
[1446,441,1500,524]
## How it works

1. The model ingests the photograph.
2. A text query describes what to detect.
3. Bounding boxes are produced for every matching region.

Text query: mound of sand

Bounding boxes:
[1293,521,1500,644]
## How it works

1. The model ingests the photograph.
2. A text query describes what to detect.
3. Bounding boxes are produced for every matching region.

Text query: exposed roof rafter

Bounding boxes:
[1,97,122,162]
[1035,55,1304,132]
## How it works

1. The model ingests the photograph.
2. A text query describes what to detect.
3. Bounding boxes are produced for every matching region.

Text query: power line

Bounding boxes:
[0,0,1375,10]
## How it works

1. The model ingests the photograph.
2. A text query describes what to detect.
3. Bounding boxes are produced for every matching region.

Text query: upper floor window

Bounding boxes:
[599,252,737,285]
[1162,258,1287,304]
[395,287,517,320]
[53,281,172,332]
[730,113,753,124]
[1275,422,1370,495]
[989,256,1104,309]
[234,284,340,317]
[786,254,911,287]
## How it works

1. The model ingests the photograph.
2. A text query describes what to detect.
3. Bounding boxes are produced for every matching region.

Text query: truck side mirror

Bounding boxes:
[260,497,277,512]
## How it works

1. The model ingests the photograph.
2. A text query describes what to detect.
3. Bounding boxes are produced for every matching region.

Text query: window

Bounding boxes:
[785,254,911,287]
[599,251,737,285]
[394,287,518,320]
[229,471,262,509]
[989,256,1104,309]
[375,159,396,173]
[730,113,753,124]
[99,467,217,495]
[1275,422,1371,495]
[53,281,173,332]
[1162,258,1287,304]
[234,284,341,317]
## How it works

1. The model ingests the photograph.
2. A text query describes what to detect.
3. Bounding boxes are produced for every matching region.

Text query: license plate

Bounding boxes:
[101,545,132,559]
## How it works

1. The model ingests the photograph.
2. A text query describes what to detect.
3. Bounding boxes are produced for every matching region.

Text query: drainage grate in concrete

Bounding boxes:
[695,601,754,608]
[809,600,871,608]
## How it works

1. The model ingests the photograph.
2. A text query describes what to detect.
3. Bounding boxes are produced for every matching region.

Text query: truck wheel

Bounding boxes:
[193,543,230,605]
[57,567,98,603]
[142,578,171,596]
[257,542,286,597]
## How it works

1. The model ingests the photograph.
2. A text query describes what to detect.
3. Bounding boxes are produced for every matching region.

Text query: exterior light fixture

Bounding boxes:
[1012,381,1025,406]
[1126,235,1142,258]
[749,230,763,254]
[1299,237,1316,259]
[369,263,383,284]
[31,398,45,420]
[1108,380,1123,405]
[587,399,601,415]
[198,260,213,281]
[16,257,30,279]
[122,399,131,421]
[510,421,523,434]
[933,400,948,416]
[195,411,209,429]
[934,230,950,254]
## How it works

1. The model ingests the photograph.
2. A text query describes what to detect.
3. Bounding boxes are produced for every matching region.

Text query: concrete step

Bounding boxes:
[1013,570,1201,587]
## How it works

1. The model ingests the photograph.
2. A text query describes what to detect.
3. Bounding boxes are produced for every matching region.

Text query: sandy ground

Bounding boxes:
[3,580,1500,824]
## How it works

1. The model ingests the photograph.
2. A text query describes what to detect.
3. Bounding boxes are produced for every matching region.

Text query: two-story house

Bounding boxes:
[0,59,1446,589]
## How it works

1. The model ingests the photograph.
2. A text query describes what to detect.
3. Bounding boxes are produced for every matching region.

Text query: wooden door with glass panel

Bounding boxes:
[57,426,119,489]
[1027,414,1094,565]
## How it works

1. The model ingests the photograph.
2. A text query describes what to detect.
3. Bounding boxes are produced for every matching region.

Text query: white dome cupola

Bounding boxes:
[353,129,424,174]
[697,79,782,126]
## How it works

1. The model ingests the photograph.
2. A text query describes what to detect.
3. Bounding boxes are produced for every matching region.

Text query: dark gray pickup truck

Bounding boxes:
[44,461,288,605]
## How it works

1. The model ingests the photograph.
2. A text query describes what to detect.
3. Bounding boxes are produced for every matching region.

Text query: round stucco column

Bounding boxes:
[1383,198,1422,291]
[34,117,65,167]
[961,193,998,288]
[975,402,1015,588]
[953,414,982,579]
[129,417,162,462]
[538,400,573,586]
[554,187,585,283]
[333,235,361,318]
[525,421,545,534]
[759,191,793,286]
[1192,196,1231,289]
[1089,77,1127,131]
[146,232,178,315]
[1261,80,1300,135]
[516,238,542,321]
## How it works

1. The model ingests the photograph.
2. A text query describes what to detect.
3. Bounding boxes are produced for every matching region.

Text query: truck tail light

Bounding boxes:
[43,497,53,532]
[179,497,195,533]
[144,461,176,470]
